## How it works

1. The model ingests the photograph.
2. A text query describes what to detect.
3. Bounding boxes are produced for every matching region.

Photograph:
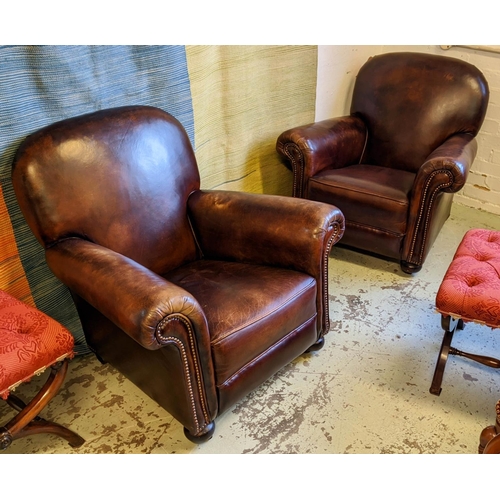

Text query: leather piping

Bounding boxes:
[218,313,317,389]
[211,278,316,345]
[347,219,404,237]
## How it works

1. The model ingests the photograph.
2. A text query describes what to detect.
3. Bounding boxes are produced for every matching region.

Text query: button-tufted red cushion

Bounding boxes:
[436,229,500,328]
[0,290,74,399]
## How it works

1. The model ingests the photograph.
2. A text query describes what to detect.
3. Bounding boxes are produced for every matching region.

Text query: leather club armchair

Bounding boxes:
[11,105,345,443]
[276,52,489,274]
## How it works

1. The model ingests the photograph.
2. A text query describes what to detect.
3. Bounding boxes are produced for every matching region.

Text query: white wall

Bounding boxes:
[315,46,382,119]
[315,45,500,216]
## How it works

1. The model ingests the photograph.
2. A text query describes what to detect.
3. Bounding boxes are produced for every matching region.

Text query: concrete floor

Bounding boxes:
[2,203,500,455]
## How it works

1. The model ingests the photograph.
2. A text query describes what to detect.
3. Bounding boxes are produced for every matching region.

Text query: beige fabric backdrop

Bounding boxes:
[186,45,317,196]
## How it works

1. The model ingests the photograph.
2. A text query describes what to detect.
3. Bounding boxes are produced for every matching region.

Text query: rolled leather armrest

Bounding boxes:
[45,238,211,352]
[404,133,478,267]
[414,133,477,195]
[188,189,345,274]
[276,115,367,197]
[409,133,477,228]
[188,189,345,336]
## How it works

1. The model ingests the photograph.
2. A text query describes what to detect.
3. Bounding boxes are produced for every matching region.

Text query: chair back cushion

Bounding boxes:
[12,106,200,275]
[351,52,489,173]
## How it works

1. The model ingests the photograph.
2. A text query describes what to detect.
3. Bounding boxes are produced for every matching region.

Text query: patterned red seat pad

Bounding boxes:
[436,229,500,329]
[0,290,74,399]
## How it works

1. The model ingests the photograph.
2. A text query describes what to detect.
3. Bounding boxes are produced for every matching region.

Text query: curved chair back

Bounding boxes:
[351,52,489,173]
[12,106,200,275]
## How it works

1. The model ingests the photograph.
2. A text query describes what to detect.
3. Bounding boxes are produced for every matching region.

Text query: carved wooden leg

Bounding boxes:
[0,359,85,450]
[430,315,461,396]
[431,313,500,397]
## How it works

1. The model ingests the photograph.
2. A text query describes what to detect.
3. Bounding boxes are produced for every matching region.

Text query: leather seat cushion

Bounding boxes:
[307,164,415,235]
[436,229,500,328]
[0,290,75,399]
[164,259,317,386]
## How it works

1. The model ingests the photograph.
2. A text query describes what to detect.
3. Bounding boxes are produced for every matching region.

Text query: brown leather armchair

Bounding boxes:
[11,105,344,443]
[276,52,489,273]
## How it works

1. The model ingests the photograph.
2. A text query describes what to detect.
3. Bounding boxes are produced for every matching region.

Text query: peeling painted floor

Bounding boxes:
[2,203,500,455]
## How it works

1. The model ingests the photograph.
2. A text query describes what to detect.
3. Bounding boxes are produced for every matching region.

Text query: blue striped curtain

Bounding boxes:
[0,45,195,354]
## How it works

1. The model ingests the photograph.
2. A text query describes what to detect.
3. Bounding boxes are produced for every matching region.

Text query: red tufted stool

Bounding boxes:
[430,228,500,396]
[0,289,84,450]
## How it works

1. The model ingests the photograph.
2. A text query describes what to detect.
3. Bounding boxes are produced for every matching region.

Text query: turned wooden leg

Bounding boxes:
[6,392,29,412]
[431,315,500,397]
[0,359,85,450]
[449,347,500,369]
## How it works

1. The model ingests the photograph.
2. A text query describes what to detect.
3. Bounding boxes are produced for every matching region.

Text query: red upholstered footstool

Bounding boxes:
[430,228,500,397]
[0,289,84,450]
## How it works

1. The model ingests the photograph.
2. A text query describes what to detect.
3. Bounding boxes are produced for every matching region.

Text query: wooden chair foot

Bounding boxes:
[8,419,85,448]
[431,314,500,396]
[479,424,498,453]
[305,337,325,353]
[401,261,422,274]
[430,325,455,396]
[184,422,215,444]
[483,433,500,454]
[1,359,84,451]
[479,400,500,454]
